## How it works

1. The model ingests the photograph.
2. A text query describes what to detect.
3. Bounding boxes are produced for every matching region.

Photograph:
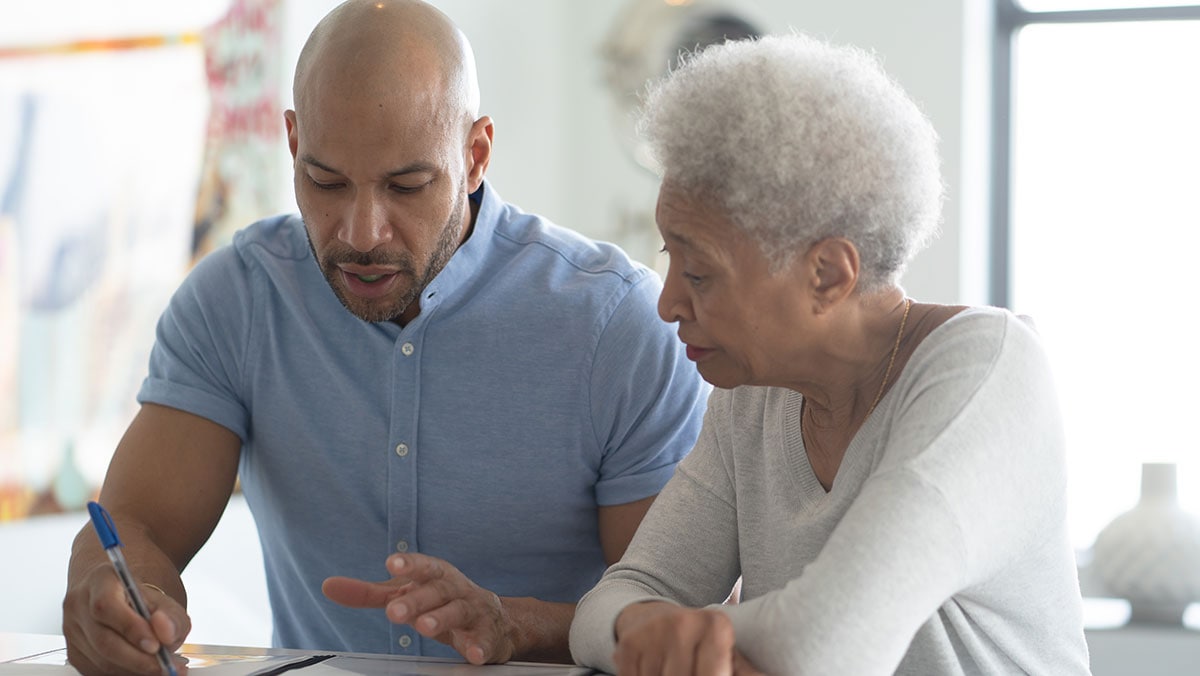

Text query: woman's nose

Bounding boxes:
[657,265,692,324]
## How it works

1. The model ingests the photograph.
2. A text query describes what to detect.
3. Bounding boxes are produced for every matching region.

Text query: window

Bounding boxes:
[994,1,1200,549]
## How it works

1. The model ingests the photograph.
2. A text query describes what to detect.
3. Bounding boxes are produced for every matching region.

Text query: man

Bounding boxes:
[61,1,707,673]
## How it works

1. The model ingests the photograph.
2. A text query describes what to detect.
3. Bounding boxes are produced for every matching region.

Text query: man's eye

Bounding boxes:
[390,183,423,194]
[307,175,342,190]
[683,272,705,286]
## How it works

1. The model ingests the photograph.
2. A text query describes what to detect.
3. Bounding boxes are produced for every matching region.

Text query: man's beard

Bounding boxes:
[305,191,466,323]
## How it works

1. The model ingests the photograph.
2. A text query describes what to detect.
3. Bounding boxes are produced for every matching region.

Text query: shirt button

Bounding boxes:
[401,342,415,356]
[396,540,409,553]
[395,443,409,457]
[398,635,412,648]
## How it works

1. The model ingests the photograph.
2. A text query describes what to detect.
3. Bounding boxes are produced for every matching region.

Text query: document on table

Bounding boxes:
[2,648,596,675]
[255,654,593,675]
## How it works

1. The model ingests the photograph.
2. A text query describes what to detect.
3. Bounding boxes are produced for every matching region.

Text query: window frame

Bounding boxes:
[989,0,1200,307]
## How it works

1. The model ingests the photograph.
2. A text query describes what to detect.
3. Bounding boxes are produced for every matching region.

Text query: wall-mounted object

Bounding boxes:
[599,0,764,174]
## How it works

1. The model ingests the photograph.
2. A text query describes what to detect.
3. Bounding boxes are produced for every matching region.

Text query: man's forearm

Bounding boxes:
[501,597,576,663]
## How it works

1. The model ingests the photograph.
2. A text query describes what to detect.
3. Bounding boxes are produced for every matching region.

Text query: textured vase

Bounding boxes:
[1093,463,1200,624]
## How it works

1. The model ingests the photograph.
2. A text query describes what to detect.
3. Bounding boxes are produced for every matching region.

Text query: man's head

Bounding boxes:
[286,0,492,324]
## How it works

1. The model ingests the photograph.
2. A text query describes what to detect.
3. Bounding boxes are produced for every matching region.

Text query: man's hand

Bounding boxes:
[323,553,517,664]
[612,601,763,676]
[62,562,190,676]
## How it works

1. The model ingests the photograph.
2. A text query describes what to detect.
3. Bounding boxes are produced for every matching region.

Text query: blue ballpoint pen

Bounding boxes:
[87,501,179,676]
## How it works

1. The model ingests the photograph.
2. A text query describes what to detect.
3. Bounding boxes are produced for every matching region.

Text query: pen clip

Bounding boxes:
[87,501,122,550]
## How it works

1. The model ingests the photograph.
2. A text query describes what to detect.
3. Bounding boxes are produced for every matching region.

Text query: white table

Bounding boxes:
[0,633,597,675]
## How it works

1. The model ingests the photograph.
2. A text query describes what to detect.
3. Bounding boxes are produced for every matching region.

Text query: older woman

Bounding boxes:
[569,33,1091,676]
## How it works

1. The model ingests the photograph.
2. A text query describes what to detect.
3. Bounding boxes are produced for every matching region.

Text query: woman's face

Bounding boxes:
[655,183,810,389]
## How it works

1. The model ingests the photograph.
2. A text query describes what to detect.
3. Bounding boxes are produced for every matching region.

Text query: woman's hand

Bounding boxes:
[613,601,763,676]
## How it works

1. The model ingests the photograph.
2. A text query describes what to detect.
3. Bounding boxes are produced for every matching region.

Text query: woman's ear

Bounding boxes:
[805,238,860,313]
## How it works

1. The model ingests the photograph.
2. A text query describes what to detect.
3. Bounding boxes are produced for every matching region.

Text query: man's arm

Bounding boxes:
[63,403,241,676]
[486,495,658,662]
[322,494,657,664]
[598,495,656,566]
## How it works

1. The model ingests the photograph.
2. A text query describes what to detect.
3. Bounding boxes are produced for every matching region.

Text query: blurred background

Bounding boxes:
[1,0,1198,672]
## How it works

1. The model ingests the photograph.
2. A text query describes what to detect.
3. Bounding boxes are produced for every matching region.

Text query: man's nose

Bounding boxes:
[339,191,391,252]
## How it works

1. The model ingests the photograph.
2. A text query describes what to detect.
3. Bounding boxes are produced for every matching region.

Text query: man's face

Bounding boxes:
[285,88,470,324]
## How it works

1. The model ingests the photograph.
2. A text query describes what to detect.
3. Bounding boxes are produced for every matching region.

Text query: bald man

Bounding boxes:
[60,1,707,672]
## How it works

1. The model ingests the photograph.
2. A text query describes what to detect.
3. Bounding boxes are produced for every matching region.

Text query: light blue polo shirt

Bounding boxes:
[138,181,708,658]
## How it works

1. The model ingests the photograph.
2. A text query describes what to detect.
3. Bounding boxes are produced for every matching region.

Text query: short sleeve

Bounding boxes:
[136,243,255,441]
[587,272,710,506]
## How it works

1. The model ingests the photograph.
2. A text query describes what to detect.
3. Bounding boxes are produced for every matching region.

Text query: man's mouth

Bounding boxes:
[338,268,402,300]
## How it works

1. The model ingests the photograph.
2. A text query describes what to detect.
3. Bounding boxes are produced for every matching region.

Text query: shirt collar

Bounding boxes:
[410,178,503,318]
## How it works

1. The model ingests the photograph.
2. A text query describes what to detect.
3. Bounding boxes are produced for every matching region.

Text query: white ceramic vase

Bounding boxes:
[1093,463,1200,624]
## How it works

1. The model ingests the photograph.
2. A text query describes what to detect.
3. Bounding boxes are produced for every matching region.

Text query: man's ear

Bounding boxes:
[465,116,494,192]
[284,110,299,161]
[805,237,860,313]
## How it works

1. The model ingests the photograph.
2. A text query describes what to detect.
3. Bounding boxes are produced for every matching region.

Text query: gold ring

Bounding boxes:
[143,583,168,597]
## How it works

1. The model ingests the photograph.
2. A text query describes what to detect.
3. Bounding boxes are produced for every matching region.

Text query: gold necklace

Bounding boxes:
[866,297,911,417]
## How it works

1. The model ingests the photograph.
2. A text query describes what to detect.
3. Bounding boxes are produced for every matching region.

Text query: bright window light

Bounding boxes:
[1009,19,1200,549]
[1018,0,1190,10]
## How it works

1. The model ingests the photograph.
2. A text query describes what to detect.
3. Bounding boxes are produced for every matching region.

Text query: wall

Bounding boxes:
[457,0,986,304]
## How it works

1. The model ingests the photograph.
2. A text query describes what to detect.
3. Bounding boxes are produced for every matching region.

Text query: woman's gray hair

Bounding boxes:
[638,32,944,291]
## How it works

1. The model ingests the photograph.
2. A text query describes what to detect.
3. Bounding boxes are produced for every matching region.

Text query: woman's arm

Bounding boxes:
[570,394,743,672]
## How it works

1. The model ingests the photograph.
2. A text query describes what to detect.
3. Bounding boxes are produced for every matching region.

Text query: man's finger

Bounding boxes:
[386,573,469,622]
[461,639,490,666]
[90,581,166,659]
[322,576,405,608]
[81,618,171,676]
[449,626,499,666]
[385,582,461,627]
[142,588,190,652]
[386,553,449,583]
[400,596,476,637]
[149,609,184,652]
